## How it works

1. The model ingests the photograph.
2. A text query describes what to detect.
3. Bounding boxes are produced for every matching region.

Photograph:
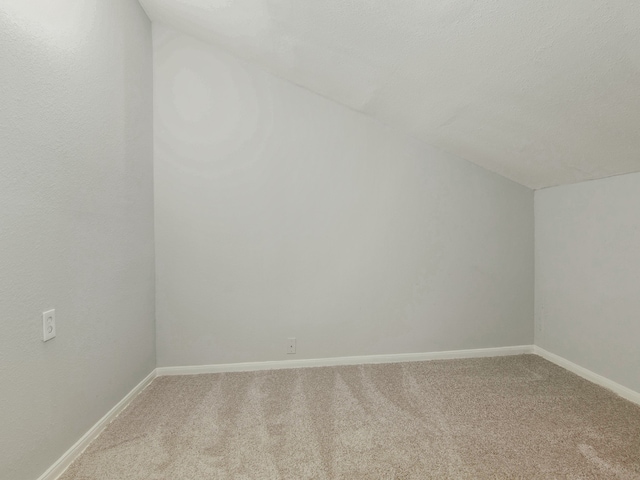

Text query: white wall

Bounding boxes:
[536,173,640,394]
[154,26,534,368]
[0,1,155,478]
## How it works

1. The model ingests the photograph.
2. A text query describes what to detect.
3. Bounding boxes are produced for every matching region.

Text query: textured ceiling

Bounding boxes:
[139,0,640,189]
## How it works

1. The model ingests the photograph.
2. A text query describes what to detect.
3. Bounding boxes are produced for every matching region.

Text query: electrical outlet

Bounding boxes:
[287,337,296,354]
[43,309,56,342]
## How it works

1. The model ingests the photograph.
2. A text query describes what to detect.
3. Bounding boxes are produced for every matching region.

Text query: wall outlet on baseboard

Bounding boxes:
[287,337,296,354]
[43,309,56,342]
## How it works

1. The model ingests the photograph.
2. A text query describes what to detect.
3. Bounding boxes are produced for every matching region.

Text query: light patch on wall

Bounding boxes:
[154,28,274,178]
[2,0,96,51]
[172,69,214,122]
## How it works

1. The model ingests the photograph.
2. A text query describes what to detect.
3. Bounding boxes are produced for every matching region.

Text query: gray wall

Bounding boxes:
[0,1,155,478]
[535,172,640,394]
[154,26,534,368]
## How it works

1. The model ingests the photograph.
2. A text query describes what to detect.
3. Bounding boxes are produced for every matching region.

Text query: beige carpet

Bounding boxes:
[60,355,640,479]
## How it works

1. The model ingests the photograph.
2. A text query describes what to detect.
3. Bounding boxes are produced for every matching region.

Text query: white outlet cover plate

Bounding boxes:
[43,309,56,342]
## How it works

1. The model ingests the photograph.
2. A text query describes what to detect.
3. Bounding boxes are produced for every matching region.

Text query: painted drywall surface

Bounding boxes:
[141,1,640,189]
[154,26,534,368]
[0,1,155,478]
[535,173,640,393]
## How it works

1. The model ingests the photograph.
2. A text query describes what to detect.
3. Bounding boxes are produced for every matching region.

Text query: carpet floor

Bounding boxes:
[60,355,640,479]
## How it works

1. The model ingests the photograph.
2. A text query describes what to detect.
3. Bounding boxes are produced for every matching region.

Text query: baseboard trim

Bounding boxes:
[534,346,640,406]
[37,369,157,480]
[156,345,535,376]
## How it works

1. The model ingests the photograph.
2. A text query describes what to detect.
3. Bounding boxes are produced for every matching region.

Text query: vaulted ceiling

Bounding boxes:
[139,0,640,189]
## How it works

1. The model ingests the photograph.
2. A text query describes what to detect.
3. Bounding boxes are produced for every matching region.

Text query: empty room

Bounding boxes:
[1,0,639,478]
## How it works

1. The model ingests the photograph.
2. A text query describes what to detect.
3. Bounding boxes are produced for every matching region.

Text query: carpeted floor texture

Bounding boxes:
[60,355,640,479]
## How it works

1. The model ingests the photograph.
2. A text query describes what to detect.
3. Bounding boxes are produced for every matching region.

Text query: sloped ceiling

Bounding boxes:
[139,0,640,189]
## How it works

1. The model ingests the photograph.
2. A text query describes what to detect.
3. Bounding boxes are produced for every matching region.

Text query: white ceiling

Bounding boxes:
[139,0,640,189]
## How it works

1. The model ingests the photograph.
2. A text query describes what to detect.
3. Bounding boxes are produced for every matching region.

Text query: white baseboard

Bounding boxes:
[534,346,640,406]
[37,369,157,480]
[156,345,535,376]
